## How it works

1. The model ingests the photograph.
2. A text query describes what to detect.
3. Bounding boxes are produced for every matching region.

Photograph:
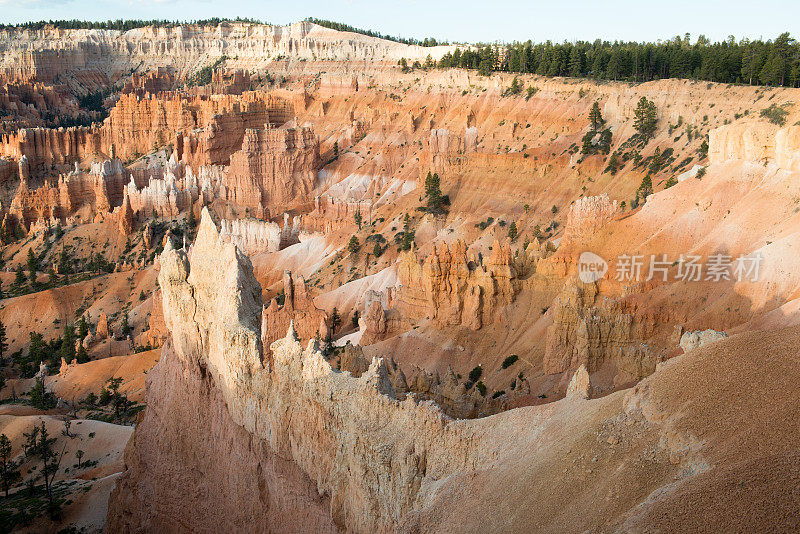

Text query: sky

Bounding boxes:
[1,0,797,45]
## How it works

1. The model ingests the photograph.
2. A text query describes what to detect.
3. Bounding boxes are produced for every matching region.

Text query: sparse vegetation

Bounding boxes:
[760,103,790,126]
[501,355,519,369]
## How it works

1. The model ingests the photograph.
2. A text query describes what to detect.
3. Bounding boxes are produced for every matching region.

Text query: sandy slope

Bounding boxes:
[0,415,132,533]
[405,326,800,533]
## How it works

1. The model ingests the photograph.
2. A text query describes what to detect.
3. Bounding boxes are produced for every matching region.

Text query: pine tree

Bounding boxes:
[588,101,605,132]
[76,343,89,364]
[401,214,415,251]
[27,248,37,285]
[348,235,360,254]
[398,57,410,73]
[106,377,126,417]
[424,172,444,213]
[0,320,7,363]
[121,313,131,338]
[77,316,89,340]
[568,47,583,77]
[58,248,70,275]
[633,97,658,139]
[638,174,654,198]
[36,420,64,517]
[61,323,76,362]
[0,434,19,498]
[329,308,341,334]
[14,265,25,288]
[354,209,362,230]
[508,222,518,241]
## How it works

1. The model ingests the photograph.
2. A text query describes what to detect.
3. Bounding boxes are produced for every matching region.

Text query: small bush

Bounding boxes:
[501,355,519,369]
[468,365,483,383]
[760,104,789,126]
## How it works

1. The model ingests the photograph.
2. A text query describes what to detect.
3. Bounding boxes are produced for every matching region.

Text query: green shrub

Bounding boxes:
[760,104,789,126]
[501,355,519,369]
[468,365,483,383]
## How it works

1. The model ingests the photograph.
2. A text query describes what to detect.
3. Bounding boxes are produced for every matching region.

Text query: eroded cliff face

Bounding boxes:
[397,239,517,330]
[106,336,338,533]
[224,126,319,214]
[261,270,328,360]
[9,158,127,228]
[0,22,457,89]
[109,210,480,532]
[107,209,800,533]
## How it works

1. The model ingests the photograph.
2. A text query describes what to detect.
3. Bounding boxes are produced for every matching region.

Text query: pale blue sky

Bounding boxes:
[1,0,797,44]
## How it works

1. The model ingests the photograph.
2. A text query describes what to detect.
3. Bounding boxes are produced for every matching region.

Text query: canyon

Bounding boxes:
[0,19,796,534]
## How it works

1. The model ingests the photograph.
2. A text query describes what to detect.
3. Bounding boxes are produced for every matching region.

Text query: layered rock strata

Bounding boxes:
[397,239,517,330]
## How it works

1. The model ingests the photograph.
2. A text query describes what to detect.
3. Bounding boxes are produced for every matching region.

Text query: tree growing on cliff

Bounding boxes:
[699,139,709,159]
[27,248,37,286]
[638,174,654,200]
[508,222,518,241]
[58,248,71,275]
[329,308,341,335]
[34,420,64,517]
[424,172,446,214]
[0,320,7,363]
[589,101,605,132]
[77,316,89,340]
[354,209,362,230]
[30,378,56,410]
[120,313,131,339]
[401,214,415,251]
[76,344,88,364]
[60,323,76,363]
[398,58,410,73]
[348,236,360,254]
[13,266,24,290]
[106,377,128,418]
[0,433,20,498]
[634,97,658,139]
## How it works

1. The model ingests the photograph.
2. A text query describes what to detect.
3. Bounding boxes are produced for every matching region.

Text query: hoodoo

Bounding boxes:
[0,12,797,534]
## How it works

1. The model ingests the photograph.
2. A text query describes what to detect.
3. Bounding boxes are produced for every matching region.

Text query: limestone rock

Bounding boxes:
[679,329,728,353]
[566,365,592,399]
[261,270,327,359]
[118,194,134,235]
[97,313,110,339]
[397,239,517,330]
